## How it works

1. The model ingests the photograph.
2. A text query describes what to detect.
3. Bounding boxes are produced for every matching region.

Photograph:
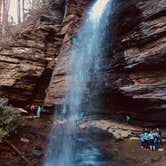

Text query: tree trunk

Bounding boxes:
[1,0,5,37]
[0,0,2,38]
[17,0,21,24]
[2,0,5,23]
[2,0,10,37]
[0,0,2,23]
[22,0,25,21]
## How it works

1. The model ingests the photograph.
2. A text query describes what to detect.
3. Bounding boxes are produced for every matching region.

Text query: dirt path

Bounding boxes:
[101,139,166,166]
[0,115,166,166]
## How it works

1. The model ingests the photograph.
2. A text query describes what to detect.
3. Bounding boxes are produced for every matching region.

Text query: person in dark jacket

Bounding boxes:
[156,128,162,143]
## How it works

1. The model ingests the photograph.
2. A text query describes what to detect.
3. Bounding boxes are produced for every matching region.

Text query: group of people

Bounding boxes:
[26,104,42,118]
[140,128,162,151]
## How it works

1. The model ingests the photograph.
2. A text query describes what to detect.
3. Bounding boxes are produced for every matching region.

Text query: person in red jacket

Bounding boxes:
[30,104,37,113]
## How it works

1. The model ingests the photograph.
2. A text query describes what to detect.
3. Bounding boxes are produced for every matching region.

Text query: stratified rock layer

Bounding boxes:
[0,1,66,106]
[0,0,165,125]
[46,0,166,125]
[103,0,166,125]
[45,0,90,107]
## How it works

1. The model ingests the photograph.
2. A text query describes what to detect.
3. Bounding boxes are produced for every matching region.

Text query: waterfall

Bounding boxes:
[43,0,113,166]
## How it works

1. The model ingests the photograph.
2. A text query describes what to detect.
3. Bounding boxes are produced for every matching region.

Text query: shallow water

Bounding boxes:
[74,134,111,166]
[42,125,112,166]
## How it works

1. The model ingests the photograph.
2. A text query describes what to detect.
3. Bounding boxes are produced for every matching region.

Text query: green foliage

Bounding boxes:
[0,98,22,141]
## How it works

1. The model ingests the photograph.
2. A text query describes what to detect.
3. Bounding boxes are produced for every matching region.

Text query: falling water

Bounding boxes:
[43,0,113,166]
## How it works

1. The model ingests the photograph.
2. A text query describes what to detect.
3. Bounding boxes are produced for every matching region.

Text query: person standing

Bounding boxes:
[148,131,155,151]
[79,111,84,121]
[153,130,160,150]
[156,128,162,143]
[125,115,131,124]
[144,129,149,149]
[30,104,37,113]
[140,129,145,149]
[37,106,42,118]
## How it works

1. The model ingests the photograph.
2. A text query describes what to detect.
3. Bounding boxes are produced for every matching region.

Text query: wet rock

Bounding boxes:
[80,120,140,140]
[129,137,139,141]
[158,148,164,152]
[108,128,113,133]
[32,147,43,158]
[120,131,131,139]
[109,130,132,140]
[112,132,122,140]
[20,137,30,143]
[95,120,111,131]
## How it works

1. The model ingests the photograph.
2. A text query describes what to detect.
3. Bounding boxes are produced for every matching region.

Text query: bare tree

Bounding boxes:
[2,0,6,22]
[0,0,53,40]
[0,0,2,23]
[2,0,10,37]
[22,0,25,21]
[17,0,21,24]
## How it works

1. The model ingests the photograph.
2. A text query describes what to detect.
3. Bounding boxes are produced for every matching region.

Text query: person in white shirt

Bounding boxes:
[148,131,155,151]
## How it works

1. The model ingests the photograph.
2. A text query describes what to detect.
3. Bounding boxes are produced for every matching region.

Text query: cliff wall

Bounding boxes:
[46,0,166,125]
[0,0,165,125]
[0,0,66,106]
[106,0,166,125]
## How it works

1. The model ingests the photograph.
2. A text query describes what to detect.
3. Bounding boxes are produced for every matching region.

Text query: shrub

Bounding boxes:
[0,98,22,141]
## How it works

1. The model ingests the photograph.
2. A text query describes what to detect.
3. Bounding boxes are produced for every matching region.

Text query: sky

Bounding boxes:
[9,0,17,23]
[8,0,30,24]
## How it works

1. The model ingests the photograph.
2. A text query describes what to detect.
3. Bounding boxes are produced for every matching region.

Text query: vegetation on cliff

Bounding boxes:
[0,98,22,141]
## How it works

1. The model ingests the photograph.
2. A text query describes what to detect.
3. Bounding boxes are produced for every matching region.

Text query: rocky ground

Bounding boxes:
[0,114,166,166]
[0,114,54,166]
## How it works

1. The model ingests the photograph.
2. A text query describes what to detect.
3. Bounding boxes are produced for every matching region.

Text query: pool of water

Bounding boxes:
[42,127,112,166]
[74,135,111,166]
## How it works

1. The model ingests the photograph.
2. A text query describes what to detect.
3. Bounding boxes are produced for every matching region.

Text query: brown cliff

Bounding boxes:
[0,0,66,106]
[45,0,91,108]
[103,0,166,125]
[0,0,165,125]
[46,0,166,125]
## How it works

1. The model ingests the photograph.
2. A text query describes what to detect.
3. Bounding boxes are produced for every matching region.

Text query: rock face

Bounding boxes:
[0,0,166,125]
[79,120,141,140]
[0,0,66,106]
[45,0,91,108]
[46,0,166,125]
